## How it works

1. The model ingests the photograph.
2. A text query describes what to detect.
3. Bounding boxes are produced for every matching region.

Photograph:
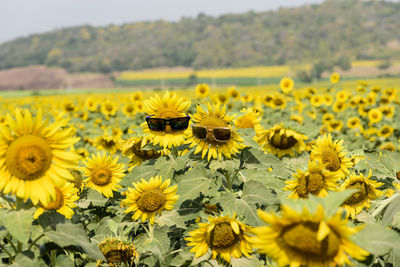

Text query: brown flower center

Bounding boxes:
[282,222,340,260]
[210,222,238,249]
[137,189,166,212]
[321,149,341,172]
[343,180,368,206]
[271,132,298,149]
[91,167,112,186]
[297,172,325,198]
[6,135,53,181]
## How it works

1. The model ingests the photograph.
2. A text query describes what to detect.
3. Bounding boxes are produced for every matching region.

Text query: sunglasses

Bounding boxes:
[146,115,190,131]
[192,125,231,142]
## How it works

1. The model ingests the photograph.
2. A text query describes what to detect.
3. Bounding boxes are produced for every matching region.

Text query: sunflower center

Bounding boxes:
[198,116,228,128]
[282,222,340,260]
[41,187,64,210]
[155,108,181,119]
[210,222,237,249]
[297,172,324,198]
[137,189,166,212]
[199,87,206,93]
[343,181,368,206]
[6,135,53,181]
[274,98,284,106]
[133,142,161,160]
[106,104,113,112]
[271,132,298,149]
[381,127,390,135]
[321,149,341,172]
[91,167,112,186]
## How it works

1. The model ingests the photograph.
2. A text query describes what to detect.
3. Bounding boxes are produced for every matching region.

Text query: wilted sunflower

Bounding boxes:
[33,182,79,219]
[141,91,191,148]
[330,72,340,84]
[120,137,165,167]
[251,204,369,267]
[98,238,138,265]
[0,109,80,205]
[284,160,340,199]
[311,134,353,179]
[185,213,253,263]
[122,175,178,225]
[187,103,245,161]
[279,77,294,94]
[341,170,384,218]
[82,153,125,198]
[254,125,308,158]
[195,83,210,98]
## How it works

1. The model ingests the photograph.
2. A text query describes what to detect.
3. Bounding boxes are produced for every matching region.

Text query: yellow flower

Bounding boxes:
[279,77,294,94]
[327,120,343,132]
[349,96,362,108]
[0,109,80,205]
[187,103,245,161]
[234,108,263,133]
[270,94,287,109]
[251,204,369,267]
[141,91,191,148]
[378,125,394,138]
[380,142,396,152]
[227,86,240,100]
[122,103,136,117]
[380,106,395,118]
[185,213,253,263]
[384,88,396,100]
[311,134,352,179]
[120,137,164,167]
[195,83,210,98]
[368,108,383,125]
[336,90,349,102]
[346,117,362,130]
[85,97,98,112]
[323,94,334,106]
[284,160,340,199]
[379,95,391,105]
[322,113,335,124]
[254,125,308,158]
[101,100,118,117]
[358,104,369,117]
[310,95,323,107]
[341,170,384,218]
[94,134,120,154]
[330,72,340,84]
[122,175,178,225]
[290,114,303,124]
[332,101,346,113]
[33,182,79,219]
[130,91,144,102]
[82,153,125,198]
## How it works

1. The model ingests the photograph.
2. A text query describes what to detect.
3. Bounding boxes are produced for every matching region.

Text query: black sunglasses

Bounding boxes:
[192,125,231,142]
[146,115,190,131]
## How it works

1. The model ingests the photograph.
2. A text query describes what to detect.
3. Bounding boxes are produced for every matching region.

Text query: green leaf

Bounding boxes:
[44,222,105,261]
[107,219,118,235]
[121,164,158,187]
[353,223,400,256]
[215,192,261,226]
[366,151,400,180]
[176,167,220,205]
[0,208,34,243]
[242,180,277,206]
[55,255,75,267]
[170,249,193,266]
[239,169,286,190]
[11,254,47,267]
[156,210,187,229]
[78,189,108,208]
[231,256,263,267]
[134,227,170,259]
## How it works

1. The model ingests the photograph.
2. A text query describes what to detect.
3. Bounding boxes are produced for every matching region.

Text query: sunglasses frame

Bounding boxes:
[191,125,232,143]
[145,114,190,132]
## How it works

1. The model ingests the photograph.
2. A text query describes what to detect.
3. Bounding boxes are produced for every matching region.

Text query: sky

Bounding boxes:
[0,0,329,44]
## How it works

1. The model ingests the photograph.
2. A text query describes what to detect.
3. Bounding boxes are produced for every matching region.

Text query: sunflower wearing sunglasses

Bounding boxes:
[187,103,245,161]
[141,91,191,148]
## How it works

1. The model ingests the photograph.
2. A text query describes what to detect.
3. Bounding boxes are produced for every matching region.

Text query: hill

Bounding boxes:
[0,0,400,73]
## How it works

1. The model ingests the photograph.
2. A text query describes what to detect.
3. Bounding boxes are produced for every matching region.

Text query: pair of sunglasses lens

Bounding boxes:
[192,125,231,142]
[146,116,190,131]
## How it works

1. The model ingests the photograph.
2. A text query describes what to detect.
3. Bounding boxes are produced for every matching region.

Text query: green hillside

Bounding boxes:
[0,0,400,73]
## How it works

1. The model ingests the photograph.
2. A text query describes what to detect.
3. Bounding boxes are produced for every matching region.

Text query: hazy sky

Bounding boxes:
[0,0,330,44]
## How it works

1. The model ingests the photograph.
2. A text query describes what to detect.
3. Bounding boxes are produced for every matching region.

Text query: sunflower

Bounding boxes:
[122,175,178,225]
[120,137,165,167]
[323,94,334,106]
[378,125,394,138]
[82,153,125,198]
[346,117,362,130]
[280,77,294,94]
[130,91,144,102]
[327,120,343,132]
[98,238,138,265]
[254,125,308,158]
[322,113,335,124]
[341,170,384,218]
[94,134,120,154]
[330,72,341,84]
[310,95,323,107]
[380,106,395,118]
[379,95,391,105]
[185,213,253,263]
[122,103,136,117]
[270,94,287,109]
[141,91,191,148]
[212,93,229,105]
[251,204,369,267]
[241,93,253,103]
[384,88,396,100]
[380,142,396,152]
[349,96,361,108]
[311,134,353,179]
[227,86,240,100]
[85,97,98,112]
[187,103,245,161]
[290,114,303,124]
[332,101,346,113]
[234,108,263,133]
[368,108,383,125]
[195,83,210,98]
[336,90,349,102]
[33,182,79,219]
[284,160,340,199]
[0,108,80,205]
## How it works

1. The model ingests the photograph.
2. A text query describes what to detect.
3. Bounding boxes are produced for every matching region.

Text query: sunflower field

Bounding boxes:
[1,74,400,267]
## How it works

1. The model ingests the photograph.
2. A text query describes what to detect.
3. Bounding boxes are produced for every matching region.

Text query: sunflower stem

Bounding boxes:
[0,242,13,260]
[171,146,179,159]
[223,170,233,191]
[15,198,24,253]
